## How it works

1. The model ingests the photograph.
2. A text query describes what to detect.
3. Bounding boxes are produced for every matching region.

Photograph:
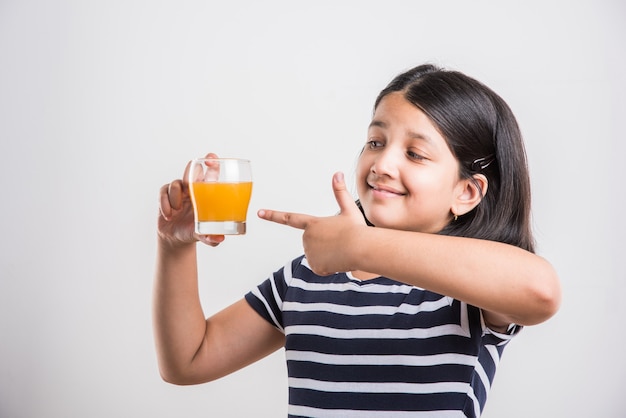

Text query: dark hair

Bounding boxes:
[374,64,535,252]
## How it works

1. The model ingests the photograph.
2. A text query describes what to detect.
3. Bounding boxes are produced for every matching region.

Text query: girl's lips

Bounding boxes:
[369,183,406,196]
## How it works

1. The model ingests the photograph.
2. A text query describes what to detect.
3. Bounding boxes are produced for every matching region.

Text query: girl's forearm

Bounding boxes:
[351,227,561,325]
[152,238,207,383]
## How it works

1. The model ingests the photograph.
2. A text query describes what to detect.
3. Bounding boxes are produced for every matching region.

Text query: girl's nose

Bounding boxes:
[371,148,400,177]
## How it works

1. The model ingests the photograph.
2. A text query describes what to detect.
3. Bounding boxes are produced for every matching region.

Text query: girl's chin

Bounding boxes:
[362,211,434,233]
[363,213,397,229]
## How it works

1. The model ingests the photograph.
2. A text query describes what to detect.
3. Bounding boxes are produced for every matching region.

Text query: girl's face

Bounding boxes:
[356,92,466,233]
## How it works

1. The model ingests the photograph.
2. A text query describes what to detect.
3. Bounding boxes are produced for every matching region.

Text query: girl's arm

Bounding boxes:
[153,162,284,385]
[153,239,284,385]
[348,227,559,328]
[259,172,561,328]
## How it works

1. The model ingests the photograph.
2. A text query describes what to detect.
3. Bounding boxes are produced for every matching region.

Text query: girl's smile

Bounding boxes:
[367,182,406,197]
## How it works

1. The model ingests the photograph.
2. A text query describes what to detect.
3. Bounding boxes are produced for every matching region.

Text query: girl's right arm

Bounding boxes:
[153,159,284,385]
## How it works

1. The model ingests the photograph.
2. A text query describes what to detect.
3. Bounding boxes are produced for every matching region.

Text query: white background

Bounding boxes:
[1,1,624,417]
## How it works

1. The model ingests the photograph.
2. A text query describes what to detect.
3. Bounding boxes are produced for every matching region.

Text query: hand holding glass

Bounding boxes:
[189,158,253,235]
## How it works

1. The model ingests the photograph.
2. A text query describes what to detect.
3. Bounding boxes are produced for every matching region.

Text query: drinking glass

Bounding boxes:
[188,158,253,235]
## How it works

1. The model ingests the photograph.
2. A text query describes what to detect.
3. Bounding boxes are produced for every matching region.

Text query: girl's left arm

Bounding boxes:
[259,172,561,327]
[347,227,560,328]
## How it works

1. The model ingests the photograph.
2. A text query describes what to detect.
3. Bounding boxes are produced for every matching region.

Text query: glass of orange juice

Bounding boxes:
[188,158,253,235]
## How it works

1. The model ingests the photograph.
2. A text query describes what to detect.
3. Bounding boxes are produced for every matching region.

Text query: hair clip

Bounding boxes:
[471,154,495,171]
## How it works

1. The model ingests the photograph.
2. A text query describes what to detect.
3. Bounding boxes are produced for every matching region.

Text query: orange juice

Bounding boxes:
[190,181,253,222]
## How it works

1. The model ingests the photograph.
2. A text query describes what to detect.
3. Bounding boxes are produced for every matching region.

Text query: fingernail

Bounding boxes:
[335,172,344,183]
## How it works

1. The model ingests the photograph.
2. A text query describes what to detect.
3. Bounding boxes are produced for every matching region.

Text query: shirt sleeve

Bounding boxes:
[480,308,523,345]
[244,255,304,332]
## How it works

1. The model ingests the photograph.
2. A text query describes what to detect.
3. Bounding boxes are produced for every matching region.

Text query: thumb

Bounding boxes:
[332,172,360,217]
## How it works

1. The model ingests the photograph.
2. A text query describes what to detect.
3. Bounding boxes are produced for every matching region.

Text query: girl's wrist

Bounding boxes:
[345,224,369,271]
[157,233,197,254]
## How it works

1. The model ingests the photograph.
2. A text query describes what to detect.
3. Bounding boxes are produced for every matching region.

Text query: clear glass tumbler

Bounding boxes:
[188,158,253,235]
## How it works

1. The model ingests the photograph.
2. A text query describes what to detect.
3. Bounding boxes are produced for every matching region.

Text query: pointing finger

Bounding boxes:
[258,209,313,230]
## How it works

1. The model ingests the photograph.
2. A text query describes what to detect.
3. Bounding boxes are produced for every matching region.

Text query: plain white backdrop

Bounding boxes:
[1,1,624,417]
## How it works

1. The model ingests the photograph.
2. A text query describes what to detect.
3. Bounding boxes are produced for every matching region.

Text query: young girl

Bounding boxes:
[154,64,561,417]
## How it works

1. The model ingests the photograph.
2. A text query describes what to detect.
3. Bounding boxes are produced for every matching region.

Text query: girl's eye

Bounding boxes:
[407,150,426,160]
[367,140,384,149]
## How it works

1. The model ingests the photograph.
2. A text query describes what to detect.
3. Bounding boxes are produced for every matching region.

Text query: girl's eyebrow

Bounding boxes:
[368,119,386,129]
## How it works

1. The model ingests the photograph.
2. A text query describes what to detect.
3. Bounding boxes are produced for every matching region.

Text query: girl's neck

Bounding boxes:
[350,270,381,281]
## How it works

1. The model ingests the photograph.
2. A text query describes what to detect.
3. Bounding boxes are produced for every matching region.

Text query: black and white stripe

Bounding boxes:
[245,255,520,417]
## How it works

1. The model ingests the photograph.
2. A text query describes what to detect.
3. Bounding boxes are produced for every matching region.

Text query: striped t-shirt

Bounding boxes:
[245,255,520,417]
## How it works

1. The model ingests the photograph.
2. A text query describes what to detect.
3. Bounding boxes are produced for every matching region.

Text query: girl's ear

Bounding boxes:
[451,174,488,217]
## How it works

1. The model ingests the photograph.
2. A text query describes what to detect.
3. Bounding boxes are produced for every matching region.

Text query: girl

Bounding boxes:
[154,64,561,417]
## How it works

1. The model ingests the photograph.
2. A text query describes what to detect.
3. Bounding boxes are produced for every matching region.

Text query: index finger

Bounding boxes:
[257,209,313,230]
[183,152,219,185]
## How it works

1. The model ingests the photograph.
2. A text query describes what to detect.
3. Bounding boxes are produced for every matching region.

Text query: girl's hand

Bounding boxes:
[158,153,225,248]
[258,172,366,275]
